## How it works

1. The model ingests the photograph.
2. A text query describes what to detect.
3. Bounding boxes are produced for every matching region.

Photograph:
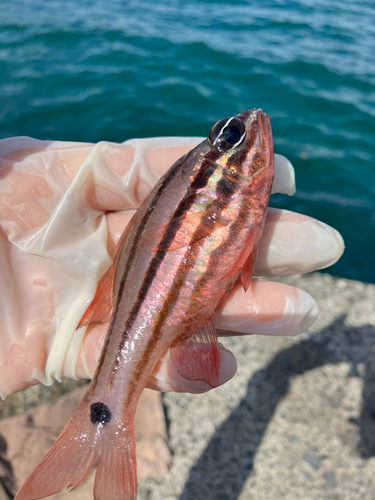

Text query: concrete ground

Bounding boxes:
[1,272,375,500]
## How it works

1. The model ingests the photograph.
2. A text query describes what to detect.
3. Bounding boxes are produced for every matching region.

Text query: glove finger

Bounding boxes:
[144,143,296,198]
[105,208,344,275]
[145,345,237,393]
[215,279,318,337]
[73,279,318,388]
[58,140,296,213]
[255,208,345,276]
[74,321,237,393]
[94,142,296,211]
[0,139,295,246]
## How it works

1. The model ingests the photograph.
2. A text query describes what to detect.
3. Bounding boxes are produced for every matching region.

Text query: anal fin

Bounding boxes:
[170,317,220,388]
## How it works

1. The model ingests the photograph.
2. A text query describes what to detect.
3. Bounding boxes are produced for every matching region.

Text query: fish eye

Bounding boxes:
[208,117,246,152]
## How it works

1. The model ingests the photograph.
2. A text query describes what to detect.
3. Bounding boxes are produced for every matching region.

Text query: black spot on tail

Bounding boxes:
[90,402,111,425]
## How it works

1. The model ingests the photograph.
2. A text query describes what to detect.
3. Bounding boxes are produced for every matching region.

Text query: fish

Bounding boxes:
[15,108,275,500]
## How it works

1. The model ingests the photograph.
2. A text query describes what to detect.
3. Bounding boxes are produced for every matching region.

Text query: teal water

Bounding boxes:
[1,0,374,282]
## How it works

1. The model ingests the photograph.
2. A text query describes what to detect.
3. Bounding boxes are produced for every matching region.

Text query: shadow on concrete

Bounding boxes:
[179,315,375,500]
[0,434,16,499]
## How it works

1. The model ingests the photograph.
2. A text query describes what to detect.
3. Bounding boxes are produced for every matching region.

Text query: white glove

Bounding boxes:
[0,137,344,397]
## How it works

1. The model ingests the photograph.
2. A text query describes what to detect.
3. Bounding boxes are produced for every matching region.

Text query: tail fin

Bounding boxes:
[15,400,100,500]
[15,401,137,500]
[94,421,137,500]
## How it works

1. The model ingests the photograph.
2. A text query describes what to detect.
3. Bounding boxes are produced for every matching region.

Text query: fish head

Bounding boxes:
[205,108,274,179]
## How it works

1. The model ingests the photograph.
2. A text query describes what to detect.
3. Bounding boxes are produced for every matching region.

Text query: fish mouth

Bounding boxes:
[236,108,270,128]
[236,109,273,153]
[235,108,274,170]
[254,109,272,141]
[236,108,258,123]
[256,110,274,171]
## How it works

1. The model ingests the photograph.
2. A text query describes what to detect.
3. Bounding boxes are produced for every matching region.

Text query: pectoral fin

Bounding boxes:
[220,232,257,283]
[240,236,261,292]
[170,317,220,388]
[220,229,262,292]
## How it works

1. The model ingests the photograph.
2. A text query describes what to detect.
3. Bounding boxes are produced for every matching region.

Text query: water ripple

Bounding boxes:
[1,0,374,282]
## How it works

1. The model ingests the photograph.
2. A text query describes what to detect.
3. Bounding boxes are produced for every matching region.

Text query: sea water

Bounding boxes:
[1,0,374,282]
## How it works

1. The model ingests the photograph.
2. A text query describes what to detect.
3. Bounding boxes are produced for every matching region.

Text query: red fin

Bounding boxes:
[78,215,136,328]
[220,232,257,283]
[113,213,136,261]
[240,236,261,292]
[15,401,101,500]
[94,421,137,500]
[139,212,227,251]
[78,263,115,328]
[15,401,137,500]
[220,227,263,292]
[170,317,220,388]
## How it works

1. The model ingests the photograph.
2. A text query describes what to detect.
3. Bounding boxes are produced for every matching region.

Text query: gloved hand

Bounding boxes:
[0,137,344,397]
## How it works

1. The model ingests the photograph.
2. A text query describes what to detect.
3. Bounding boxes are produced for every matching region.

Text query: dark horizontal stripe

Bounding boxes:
[111,152,220,388]
[90,152,189,392]
[123,152,242,403]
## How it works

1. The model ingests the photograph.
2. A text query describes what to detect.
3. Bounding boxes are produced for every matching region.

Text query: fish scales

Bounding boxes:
[15,108,274,500]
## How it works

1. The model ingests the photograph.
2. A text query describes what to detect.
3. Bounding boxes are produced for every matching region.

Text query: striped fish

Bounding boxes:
[15,109,274,500]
